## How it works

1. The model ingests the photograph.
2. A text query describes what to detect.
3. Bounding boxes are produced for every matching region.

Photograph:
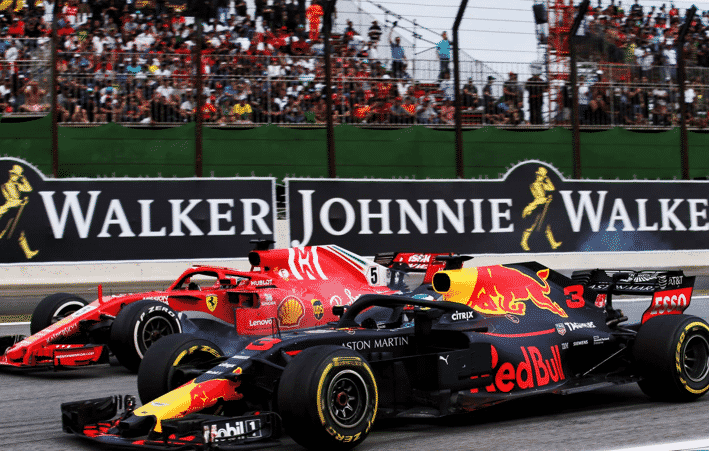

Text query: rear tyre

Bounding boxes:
[634,315,709,401]
[137,333,223,404]
[277,345,378,450]
[109,300,181,372]
[30,293,88,335]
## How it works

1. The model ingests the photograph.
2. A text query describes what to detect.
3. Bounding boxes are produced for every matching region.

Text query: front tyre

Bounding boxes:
[30,293,88,335]
[277,346,377,450]
[634,315,709,401]
[137,333,223,404]
[109,300,181,372]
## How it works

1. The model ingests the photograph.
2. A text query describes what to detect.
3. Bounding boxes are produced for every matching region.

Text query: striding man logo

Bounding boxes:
[0,165,38,259]
[520,166,562,252]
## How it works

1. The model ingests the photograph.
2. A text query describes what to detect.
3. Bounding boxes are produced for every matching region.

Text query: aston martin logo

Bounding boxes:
[206,295,218,312]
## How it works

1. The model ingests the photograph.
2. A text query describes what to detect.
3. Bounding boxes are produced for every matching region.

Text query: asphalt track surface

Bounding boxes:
[4,275,709,450]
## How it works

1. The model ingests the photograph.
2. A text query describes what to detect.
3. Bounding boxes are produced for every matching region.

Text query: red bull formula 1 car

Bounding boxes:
[0,244,447,372]
[61,262,709,450]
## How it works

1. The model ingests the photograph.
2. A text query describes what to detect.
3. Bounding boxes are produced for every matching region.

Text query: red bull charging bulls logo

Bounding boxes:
[434,265,568,318]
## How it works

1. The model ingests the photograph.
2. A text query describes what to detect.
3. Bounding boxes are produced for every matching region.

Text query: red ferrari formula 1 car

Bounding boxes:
[0,244,449,372]
[60,264,709,450]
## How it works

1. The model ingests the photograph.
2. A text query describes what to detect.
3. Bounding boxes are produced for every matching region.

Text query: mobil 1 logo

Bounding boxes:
[203,416,263,444]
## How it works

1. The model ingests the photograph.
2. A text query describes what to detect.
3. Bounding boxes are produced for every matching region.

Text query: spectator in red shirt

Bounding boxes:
[306,1,323,42]
[8,16,25,36]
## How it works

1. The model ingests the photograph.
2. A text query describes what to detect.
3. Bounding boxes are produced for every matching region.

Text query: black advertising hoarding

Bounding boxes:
[287,160,709,255]
[0,158,275,264]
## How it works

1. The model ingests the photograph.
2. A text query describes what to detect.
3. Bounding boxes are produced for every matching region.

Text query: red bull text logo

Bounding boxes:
[470,345,565,394]
[444,266,568,318]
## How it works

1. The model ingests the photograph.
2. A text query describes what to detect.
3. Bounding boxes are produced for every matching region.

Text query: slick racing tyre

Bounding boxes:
[109,300,182,373]
[634,315,709,401]
[30,293,88,335]
[277,346,378,450]
[137,333,223,404]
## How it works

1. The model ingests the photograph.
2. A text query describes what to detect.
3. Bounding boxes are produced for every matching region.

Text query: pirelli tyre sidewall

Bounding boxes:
[137,333,223,404]
[30,293,88,336]
[277,345,378,451]
[634,315,709,401]
[109,300,182,373]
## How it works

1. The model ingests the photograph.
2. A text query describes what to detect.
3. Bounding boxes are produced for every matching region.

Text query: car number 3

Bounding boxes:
[564,285,585,308]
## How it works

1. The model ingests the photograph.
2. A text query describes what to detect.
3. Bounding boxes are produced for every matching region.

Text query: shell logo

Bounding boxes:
[206,295,218,312]
[278,296,305,327]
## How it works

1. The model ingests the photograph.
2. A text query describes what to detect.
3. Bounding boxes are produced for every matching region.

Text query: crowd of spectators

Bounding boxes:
[0,0,708,127]
[546,0,709,126]
[0,0,466,126]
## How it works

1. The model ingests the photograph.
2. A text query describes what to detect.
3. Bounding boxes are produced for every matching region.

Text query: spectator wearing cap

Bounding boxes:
[462,77,478,109]
[503,72,522,110]
[525,72,548,125]
[232,97,253,122]
[388,96,408,124]
[368,20,382,43]
[436,31,451,79]
[662,40,677,81]
[415,97,439,125]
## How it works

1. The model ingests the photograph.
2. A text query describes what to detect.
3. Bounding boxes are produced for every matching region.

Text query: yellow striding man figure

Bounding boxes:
[521,167,562,251]
[0,165,38,259]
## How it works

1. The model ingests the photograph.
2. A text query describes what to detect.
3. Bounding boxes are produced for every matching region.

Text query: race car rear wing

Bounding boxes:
[570,269,693,295]
[374,252,472,284]
[571,269,695,324]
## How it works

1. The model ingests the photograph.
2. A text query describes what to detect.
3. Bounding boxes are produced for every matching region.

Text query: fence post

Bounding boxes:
[324,0,338,178]
[193,17,204,178]
[678,6,697,180]
[569,0,589,180]
[453,0,468,179]
[51,0,62,178]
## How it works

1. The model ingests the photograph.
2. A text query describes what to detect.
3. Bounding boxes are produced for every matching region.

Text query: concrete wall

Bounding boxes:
[1,220,707,286]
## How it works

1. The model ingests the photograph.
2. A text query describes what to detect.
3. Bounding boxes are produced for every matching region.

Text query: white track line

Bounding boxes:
[606,438,709,451]
[0,322,29,326]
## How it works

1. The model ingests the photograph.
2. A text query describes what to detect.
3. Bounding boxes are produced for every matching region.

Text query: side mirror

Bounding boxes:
[332,305,347,317]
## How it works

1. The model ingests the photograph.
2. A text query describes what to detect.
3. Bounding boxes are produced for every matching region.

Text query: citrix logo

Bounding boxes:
[451,311,475,321]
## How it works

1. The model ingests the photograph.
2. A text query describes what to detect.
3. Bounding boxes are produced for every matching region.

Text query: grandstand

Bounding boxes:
[0,0,706,128]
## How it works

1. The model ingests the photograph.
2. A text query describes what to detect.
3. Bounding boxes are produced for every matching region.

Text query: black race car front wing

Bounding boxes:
[61,395,281,450]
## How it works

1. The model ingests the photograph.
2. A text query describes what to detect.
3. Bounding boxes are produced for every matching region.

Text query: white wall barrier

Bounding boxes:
[1,219,707,286]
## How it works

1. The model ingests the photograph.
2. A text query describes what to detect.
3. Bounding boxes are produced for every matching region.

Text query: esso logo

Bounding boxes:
[641,287,692,324]
[650,293,687,315]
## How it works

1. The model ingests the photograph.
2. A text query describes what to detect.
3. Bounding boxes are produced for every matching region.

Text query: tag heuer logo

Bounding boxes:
[555,323,566,336]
